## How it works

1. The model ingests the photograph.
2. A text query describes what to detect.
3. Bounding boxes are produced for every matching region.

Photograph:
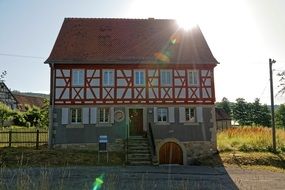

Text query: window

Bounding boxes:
[185,108,196,122]
[160,70,172,86]
[71,108,82,124]
[157,108,168,122]
[103,70,114,86]
[72,70,84,86]
[99,108,110,123]
[188,70,199,86]
[134,70,145,86]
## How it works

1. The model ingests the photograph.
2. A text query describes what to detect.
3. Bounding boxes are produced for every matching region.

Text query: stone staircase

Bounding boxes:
[127,136,152,165]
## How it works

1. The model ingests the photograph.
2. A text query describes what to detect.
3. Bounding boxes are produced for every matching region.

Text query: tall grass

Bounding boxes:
[218,127,285,152]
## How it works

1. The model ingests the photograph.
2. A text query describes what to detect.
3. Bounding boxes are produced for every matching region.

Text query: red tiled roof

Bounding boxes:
[13,94,45,110]
[45,18,218,65]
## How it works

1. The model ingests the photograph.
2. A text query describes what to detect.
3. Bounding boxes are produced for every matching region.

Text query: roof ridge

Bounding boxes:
[64,17,175,21]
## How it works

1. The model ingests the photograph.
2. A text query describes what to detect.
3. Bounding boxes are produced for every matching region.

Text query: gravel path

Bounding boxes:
[0,165,284,190]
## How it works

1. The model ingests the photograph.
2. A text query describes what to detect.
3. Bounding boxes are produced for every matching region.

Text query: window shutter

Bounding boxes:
[82,108,89,124]
[179,107,186,123]
[197,107,203,122]
[168,107,175,123]
[153,107,158,123]
[90,107,97,124]
[61,108,69,124]
[110,107,114,123]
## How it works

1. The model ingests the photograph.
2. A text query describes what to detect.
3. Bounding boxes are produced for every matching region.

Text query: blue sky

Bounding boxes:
[1,0,285,104]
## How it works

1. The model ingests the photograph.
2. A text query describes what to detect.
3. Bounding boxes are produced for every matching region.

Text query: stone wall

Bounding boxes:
[183,141,216,164]
[156,138,217,165]
[53,138,125,152]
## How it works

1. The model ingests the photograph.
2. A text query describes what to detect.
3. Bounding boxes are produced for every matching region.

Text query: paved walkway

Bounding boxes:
[0,165,284,189]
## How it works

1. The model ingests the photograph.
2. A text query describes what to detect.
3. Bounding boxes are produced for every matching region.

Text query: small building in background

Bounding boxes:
[215,108,232,130]
[0,81,46,111]
[0,81,18,109]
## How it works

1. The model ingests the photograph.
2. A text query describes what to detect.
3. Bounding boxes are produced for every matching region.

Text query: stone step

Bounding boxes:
[128,160,152,165]
[127,143,150,147]
[127,150,151,154]
[128,157,151,162]
[128,138,148,142]
[129,136,147,139]
[126,136,152,165]
[127,144,149,148]
[127,148,150,152]
[128,153,151,159]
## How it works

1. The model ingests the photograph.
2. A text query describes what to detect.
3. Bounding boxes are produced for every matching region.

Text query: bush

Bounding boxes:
[12,100,49,128]
[0,102,13,127]
[13,111,26,126]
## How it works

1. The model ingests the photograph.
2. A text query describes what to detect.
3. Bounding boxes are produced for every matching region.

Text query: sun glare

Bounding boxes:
[176,17,198,30]
[126,0,210,30]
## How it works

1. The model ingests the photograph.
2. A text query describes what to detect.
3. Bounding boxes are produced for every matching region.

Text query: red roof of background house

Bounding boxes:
[45,18,218,65]
[13,94,45,111]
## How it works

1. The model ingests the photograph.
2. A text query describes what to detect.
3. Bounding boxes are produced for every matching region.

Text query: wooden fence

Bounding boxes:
[0,130,48,149]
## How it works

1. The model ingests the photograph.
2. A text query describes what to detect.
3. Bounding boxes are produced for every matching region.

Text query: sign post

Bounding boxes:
[98,135,108,163]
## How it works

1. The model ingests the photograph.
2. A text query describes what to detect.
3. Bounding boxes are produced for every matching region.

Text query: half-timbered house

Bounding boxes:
[45,18,218,165]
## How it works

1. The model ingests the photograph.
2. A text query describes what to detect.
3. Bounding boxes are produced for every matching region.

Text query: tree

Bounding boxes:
[40,99,49,128]
[216,97,232,116]
[232,98,271,127]
[276,104,285,128]
[232,98,252,126]
[0,102,13,127]
[0,70,7,81]
[251,98,271,127]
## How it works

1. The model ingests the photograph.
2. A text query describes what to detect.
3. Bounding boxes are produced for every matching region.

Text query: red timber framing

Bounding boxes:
[52,64,216,105]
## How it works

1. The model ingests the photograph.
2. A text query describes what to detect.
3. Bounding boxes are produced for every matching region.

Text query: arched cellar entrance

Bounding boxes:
[159,142,183,164]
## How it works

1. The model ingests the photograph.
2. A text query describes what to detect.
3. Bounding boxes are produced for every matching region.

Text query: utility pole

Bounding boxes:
[269,58,276,152]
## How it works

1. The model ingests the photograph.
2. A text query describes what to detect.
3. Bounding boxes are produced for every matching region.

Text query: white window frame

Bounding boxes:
[134,70,145,86]
[157,108,168,122]
[99,107,110,123]
[185,107,196,122]
[160,70,172,86]
[188,70,199,86]
[72,69,84,86]
[70,108,82,124]
[103,70,114,86]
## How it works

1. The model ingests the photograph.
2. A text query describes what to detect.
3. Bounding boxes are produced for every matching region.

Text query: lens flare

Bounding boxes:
[92,174,104,190]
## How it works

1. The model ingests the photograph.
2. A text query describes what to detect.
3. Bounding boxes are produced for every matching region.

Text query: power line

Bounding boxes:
[0,53,45,59]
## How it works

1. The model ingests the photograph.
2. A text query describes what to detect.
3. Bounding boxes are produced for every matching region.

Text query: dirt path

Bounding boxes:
[0,165,284,189]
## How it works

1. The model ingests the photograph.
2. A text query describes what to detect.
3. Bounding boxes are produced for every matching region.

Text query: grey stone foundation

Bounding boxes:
[156,138,217,165]
[53,139,125,152]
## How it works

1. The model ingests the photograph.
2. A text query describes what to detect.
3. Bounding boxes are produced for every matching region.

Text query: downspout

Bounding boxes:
[48,63,55,149]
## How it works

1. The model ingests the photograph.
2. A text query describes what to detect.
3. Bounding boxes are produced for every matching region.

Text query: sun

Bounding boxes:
[174,0,201,30]
[176,17,198,30]
[126,0,204,30]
